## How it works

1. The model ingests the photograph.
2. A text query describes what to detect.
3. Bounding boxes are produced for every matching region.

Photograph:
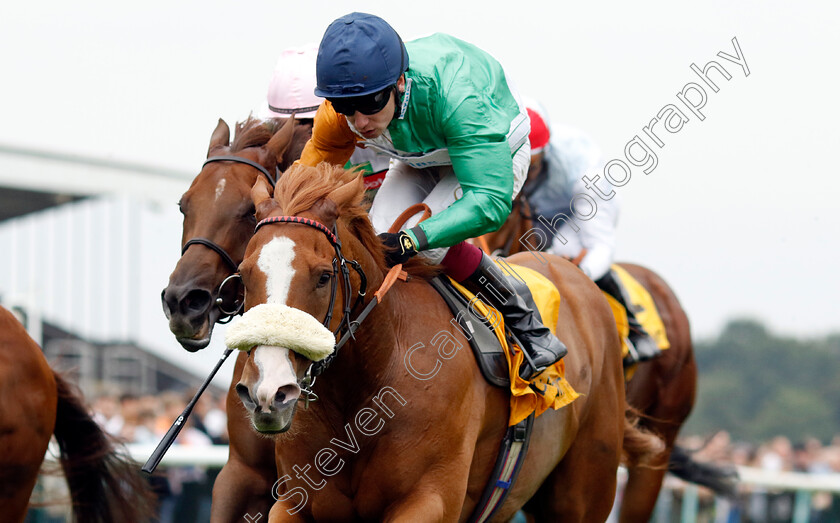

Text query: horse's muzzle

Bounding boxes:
[161,285,218,350]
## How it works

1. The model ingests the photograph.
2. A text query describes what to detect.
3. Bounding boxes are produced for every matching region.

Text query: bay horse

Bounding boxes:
[231,163,663,522]
[161,116,309,521]
[0,305,156,522]
[479,195,737,521]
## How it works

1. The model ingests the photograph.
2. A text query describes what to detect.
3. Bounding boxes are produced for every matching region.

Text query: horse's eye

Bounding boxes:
[317,272,332,288]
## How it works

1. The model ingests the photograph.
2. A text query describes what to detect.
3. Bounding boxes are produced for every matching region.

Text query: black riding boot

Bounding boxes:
[461,253,568,380]
[595,270,661,366]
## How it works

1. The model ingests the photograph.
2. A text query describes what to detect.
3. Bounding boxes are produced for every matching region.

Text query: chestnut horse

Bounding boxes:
[231,163,663,522]
[0,305,155,522]
[479,196,737,521]
[162,116,309,521]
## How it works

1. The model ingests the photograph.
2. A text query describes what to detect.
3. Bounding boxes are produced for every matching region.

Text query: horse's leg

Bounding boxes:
[380,491,451,522]
[532,395,624,521]
[375,416,480,523]
[617,263,698,522]
[620,361,696,522]
[267,500,307,523]
[619,453,672,523]
[265,489,450,522]
[211,351,277,522]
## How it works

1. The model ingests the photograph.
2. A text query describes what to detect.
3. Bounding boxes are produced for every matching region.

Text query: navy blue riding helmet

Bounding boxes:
[314,12,409,99]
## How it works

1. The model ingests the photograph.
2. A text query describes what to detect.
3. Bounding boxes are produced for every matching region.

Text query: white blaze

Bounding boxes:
[252,345,300,408]
[257,236,296,304]
[214,178,227,201]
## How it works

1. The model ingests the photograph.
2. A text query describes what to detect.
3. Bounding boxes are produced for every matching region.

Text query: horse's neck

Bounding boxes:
[310,310,401,439]
[331,223,391,356]
[337,220,386,304]
[280,125,312,170]
[317,223,407,401]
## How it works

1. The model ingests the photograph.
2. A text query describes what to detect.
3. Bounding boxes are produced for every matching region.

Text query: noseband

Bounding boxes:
[254,215,370,406]
[180,155,281,323]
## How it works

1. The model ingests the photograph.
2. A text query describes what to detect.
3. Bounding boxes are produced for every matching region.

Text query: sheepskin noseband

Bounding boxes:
[225,303,335,361]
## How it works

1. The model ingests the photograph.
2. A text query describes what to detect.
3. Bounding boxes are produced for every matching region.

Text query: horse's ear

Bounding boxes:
[327,172,364,208]
[251,176,279,221]
[310,197,339,229]
[266,115,297,164]
[208,119,230,157]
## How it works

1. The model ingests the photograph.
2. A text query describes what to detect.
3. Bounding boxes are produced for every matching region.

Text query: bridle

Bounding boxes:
[254,215,371,405]
[180,155,280,323]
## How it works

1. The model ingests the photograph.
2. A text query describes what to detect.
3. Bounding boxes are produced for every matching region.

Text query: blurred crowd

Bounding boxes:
[680,430,840,477]
[661,431,840,522]
[28,389,229,523]
[92,390,229,446]
[92,390,229,523]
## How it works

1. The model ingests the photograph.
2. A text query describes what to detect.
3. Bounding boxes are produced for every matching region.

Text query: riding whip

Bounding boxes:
[141,348,233,474]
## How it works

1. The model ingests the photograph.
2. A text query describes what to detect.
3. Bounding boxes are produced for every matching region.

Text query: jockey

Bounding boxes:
[260,44,391,202]
[524,101,661,365]
[299,12,567,380]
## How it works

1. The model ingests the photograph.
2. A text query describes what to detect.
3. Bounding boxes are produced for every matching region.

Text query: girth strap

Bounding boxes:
[468,413,536,523]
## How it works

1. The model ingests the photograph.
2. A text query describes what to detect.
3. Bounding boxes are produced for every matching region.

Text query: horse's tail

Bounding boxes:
[621,409,667,468]
[668,444,740,498]
[52,371,157,522]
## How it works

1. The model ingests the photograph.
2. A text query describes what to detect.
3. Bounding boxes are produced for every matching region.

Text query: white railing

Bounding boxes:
[647,466,840,523]
[126,444,231,468]
[125,445,840,493]
[49,446,840,523]
[735,465,840,493]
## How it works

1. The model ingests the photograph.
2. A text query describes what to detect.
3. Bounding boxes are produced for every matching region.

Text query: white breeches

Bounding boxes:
[369,142,531,263]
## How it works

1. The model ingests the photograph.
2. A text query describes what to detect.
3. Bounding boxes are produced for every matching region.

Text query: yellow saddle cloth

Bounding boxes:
[448,261,579,426]
[603,265,670,377]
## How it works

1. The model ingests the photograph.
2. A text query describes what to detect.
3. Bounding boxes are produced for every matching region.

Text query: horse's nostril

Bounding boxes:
[181,289,212,315]
[162,285,213,320]
[235,383,255,410]
[160,289,172,319]
[274,384,300,407]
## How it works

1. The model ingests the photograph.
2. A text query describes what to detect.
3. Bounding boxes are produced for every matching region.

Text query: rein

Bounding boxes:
[180,155,281,323]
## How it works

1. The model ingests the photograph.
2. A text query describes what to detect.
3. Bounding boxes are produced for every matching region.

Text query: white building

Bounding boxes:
[0,143,234,396]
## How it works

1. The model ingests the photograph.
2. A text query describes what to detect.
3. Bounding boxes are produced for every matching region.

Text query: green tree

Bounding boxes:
[683,319,840,443]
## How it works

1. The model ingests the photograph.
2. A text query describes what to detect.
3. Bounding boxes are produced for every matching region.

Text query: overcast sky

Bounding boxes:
[2,0,838,344]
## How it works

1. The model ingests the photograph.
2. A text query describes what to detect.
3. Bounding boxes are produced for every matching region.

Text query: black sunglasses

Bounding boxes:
[329,85,395,116]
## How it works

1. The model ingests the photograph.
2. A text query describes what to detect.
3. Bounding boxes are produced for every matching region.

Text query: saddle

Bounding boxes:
[429,261,578,426]
[430,275,512,388]
[563,252,670,373]
[388,204,576,421]
[610,264,670,352]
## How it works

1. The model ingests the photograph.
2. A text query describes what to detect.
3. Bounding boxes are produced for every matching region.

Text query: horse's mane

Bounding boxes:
[230,116,282,153]
[274,162,439,279]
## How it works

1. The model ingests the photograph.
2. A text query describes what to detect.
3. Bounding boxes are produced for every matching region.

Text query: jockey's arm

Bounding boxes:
[576,183,621,281]
[407,93,516,250]
[298,101,358,167]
